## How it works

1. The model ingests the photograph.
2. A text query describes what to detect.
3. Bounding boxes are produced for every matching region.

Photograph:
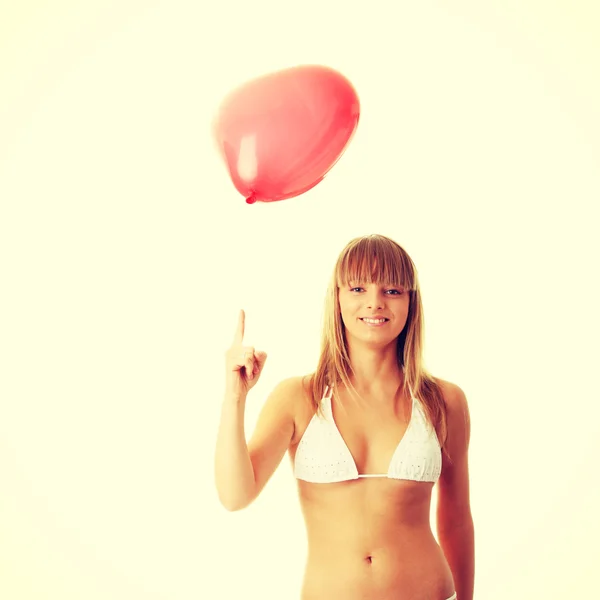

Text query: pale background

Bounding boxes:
[1,1,599,598]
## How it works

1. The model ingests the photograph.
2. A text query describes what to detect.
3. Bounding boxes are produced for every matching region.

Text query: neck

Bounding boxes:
[346,342,404,395]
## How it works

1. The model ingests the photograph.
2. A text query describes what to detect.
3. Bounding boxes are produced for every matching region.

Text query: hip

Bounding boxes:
[300,540,455,600]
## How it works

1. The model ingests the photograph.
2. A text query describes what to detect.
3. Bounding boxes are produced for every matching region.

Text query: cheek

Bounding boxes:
[338,294,351,311]
[344,299,360,315]
[338,298,358,322]
[401,303,410,319]
[394,300,410,322]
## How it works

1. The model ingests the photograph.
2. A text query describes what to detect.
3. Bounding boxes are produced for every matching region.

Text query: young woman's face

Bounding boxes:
[337,280,410,348]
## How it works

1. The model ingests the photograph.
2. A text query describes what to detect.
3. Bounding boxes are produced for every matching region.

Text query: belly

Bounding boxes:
[301,534,453,600]
[298,480,455,600]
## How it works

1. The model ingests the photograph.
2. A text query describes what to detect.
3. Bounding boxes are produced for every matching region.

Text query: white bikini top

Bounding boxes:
[294,385,442,484]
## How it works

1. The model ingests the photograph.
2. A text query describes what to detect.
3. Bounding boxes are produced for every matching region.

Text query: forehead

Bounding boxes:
[335,237,416,291]
[338,255,408,285]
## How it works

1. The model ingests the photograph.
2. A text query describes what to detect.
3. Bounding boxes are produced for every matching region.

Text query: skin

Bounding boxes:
[230,283,474,599]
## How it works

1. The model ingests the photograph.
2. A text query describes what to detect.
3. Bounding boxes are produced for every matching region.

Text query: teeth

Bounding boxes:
[363,318,386,324]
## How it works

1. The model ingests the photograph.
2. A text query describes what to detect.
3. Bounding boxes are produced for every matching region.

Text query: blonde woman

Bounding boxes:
[215,234,474,600]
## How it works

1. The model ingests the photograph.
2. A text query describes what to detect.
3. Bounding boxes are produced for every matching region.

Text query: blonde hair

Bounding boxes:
[302,234,449,452]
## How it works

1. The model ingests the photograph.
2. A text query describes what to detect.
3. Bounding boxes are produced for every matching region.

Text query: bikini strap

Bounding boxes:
[403,373,416,401]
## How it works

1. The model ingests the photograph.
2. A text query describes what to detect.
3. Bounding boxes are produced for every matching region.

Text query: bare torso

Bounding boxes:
[287,385,456,600]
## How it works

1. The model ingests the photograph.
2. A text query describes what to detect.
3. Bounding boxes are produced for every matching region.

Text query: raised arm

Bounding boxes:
[214,310,297,511]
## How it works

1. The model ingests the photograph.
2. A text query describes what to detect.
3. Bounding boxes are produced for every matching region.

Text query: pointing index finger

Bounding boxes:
[234,309,245,345]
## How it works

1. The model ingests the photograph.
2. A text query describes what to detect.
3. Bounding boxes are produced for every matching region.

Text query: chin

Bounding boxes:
[349,331,398,348]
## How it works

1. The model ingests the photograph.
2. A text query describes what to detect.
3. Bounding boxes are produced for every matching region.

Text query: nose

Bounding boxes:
[366,288,384,309]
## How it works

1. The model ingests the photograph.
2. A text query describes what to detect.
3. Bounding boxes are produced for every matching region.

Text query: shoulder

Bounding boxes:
[434,378,471,448]
[270,375,310,398]
[435,378,468,412]
[250,376,309,445]
[269,374,317,445]
[266,375,312,416]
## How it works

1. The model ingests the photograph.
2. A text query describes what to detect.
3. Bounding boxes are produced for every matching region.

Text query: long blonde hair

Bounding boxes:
[302,234,449,452]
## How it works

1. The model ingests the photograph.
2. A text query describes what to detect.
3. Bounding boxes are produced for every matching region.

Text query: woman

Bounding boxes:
[215,234,475,600]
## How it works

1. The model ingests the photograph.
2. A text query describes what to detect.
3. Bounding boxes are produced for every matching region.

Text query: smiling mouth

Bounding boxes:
[360,318,389,324]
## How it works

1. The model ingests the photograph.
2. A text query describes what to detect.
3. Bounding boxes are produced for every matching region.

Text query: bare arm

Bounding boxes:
[213,309,297,511]
[214,394,255,511]
[436,381,475,600]
[214,377,298,511]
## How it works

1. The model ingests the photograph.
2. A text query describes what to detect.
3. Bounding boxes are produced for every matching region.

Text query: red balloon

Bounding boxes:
[213,65,360,204]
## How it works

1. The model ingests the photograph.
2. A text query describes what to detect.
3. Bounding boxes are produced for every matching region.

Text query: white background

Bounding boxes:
[1,1,599,598]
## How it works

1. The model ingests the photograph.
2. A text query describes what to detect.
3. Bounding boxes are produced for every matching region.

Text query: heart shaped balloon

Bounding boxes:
[213,64,360,204]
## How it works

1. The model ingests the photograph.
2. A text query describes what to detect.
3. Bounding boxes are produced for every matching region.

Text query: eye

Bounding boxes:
[350,287,364,293]
[386,289,404,295]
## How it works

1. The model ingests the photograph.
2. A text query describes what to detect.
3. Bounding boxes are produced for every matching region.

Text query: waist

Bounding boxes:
[303,502,433,549]
[302,540,454,600]
[305,522,438,562]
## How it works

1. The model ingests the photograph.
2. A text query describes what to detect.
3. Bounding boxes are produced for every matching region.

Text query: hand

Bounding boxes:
[224,309,268,399]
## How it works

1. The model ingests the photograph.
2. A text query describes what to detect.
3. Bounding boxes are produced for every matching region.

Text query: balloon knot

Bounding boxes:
[245,193,257,204]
